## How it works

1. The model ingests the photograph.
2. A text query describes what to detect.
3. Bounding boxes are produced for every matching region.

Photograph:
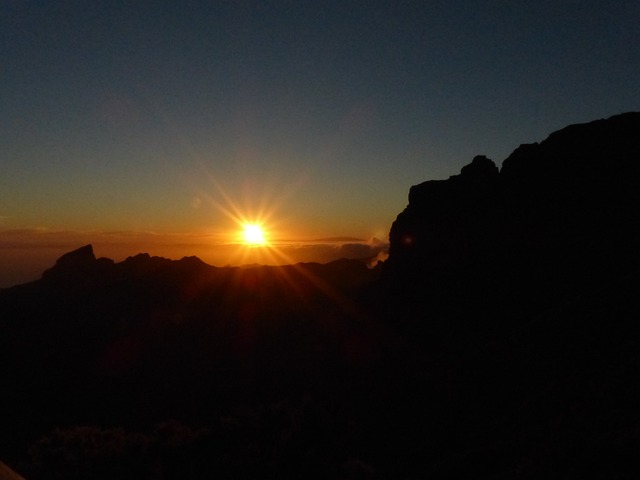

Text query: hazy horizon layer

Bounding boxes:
[0,230,388,288]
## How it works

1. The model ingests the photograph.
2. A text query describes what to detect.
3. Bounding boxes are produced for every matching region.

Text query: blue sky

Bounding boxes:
[1,0,639,284]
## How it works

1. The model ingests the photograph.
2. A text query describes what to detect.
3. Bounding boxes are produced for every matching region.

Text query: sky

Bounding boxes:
[1,0,639,286]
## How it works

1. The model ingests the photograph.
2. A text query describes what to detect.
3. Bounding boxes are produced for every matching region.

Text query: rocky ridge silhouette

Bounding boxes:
[377,112,640,477]
[385,112,639,324]
[1,112,639,479]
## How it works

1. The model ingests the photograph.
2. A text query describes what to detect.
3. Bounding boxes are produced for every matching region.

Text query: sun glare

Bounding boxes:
[200,172,302,258]
[243,224,266,245]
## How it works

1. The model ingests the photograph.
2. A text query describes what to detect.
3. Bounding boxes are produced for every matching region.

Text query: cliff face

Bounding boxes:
[388,155,502,273]
[377,114,640,477]
[386,112,640,293]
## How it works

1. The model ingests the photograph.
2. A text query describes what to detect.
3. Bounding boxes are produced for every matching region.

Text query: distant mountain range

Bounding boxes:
[2,112,639,479]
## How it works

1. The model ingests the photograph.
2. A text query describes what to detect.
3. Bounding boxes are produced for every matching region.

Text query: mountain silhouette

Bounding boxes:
[1,249,384,478]
[385,112,639,329]
[378,112,640,477]
[1,112,639,478]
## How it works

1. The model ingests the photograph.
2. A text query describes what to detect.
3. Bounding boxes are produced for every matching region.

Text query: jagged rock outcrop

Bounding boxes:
[376,113,640,478]
[459,154,499,177]
[41,244,113,284]
[389,154,502,276]
[386,112,640,289]
[383,111,640,347]
[53,244,96,267]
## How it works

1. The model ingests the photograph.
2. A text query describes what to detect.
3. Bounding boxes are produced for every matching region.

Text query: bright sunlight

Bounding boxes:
[243,224,267,245]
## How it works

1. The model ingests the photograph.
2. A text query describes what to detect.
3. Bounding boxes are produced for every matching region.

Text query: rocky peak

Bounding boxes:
[385,112,640,296]
[42,244,95,277]
[41,245,113,284]
[55,244,96,267]
[460,155,499,178]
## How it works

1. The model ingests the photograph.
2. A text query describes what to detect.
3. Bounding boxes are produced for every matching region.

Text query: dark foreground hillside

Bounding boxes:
[1,112,639,479]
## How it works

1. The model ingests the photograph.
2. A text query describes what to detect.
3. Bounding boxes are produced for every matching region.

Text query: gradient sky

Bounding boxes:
[1,0,639,284]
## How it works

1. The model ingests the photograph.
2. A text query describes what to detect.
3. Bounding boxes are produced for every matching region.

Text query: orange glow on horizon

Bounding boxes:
[195,170,292,264]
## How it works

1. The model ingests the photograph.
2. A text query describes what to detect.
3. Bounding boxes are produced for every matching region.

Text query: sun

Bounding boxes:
[242,223,267,245]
